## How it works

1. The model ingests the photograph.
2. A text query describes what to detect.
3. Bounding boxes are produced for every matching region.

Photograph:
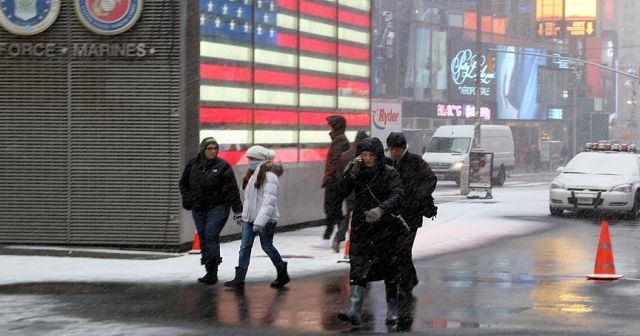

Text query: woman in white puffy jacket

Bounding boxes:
[224,145,289,290]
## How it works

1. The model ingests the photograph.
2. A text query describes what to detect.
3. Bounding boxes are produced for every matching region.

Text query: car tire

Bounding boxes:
[628,192,640,219]
[493,166,506,187]
[550,206,563,216]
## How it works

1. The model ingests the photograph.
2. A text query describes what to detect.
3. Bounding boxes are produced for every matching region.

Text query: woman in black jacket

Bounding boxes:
[337,137,404,326]
[180,137,243,285]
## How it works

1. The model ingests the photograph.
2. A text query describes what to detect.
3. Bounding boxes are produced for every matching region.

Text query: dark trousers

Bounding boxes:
[323,178,344,239]
[396,227,419,293]
[192,204,230,265]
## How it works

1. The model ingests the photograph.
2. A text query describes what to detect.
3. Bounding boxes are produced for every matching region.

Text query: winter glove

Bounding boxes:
[364,207,384,223]
[346,157,363,178]
[234,213,243,225]
[253,224,264,234]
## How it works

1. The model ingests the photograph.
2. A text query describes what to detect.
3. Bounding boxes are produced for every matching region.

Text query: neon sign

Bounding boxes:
[450,48,494,98]
[436,103,491,120]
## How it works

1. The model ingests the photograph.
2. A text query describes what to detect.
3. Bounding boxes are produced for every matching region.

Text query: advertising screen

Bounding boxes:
[495,46,547,120]
[448,39,496,103]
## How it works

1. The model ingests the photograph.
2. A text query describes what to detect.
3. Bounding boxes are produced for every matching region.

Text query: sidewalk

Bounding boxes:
[0,186,553,286]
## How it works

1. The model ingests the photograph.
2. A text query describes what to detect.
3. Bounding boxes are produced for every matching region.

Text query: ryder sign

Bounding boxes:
[371,99,402,144]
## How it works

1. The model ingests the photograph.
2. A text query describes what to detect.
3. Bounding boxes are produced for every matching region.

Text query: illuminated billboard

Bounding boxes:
[495,46,548,120]
[448,39,496,103]
[199,0,371,164]
[536,0,597,37]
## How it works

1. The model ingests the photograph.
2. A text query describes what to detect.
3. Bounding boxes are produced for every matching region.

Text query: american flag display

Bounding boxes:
[199,0,371,164]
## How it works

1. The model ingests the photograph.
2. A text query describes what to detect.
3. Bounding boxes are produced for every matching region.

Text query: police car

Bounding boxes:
[549,143,640,218]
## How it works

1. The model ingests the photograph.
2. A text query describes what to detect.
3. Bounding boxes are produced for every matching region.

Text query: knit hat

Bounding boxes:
[386,132,407,148]
[199,137,218,154]
[245,145,276,161]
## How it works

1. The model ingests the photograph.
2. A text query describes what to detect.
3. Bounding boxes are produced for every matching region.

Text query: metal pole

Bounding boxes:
[572,83,577,156]
[474,0,481,149]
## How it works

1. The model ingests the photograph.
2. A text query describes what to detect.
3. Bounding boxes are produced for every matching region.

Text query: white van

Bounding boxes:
[422,125,515,186]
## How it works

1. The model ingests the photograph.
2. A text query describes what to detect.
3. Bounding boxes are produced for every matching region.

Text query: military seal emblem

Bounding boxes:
[75,0,142,35]
[0,0,61,35]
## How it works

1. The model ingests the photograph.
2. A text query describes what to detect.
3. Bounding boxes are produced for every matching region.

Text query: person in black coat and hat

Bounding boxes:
[180,137,243,285]
[336,137,404,326]
[385,132,438,322]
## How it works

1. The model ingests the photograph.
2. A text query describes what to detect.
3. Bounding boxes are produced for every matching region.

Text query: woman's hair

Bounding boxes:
[242,163,268,190]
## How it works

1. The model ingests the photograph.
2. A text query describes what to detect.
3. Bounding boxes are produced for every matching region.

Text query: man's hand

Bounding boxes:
[234,213,243,225]
[348,157,363,178]
[364,207,383,223]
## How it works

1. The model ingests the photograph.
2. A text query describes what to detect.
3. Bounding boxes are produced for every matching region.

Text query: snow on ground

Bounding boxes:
[0,186,553,285]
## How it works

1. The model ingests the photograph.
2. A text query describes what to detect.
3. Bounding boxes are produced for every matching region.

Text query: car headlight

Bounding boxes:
[610,184,632,193]
[550,181,564,189]
[452,161,464,170]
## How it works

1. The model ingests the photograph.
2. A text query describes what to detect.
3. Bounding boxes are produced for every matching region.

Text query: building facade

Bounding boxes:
[0,0,371,249]
[372,0,610,166]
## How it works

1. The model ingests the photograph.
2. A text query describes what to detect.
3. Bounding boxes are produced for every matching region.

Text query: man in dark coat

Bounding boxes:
[336,137,404,326]
[385,132,437,322]
[321,115,350,241]
[180,137,243,285]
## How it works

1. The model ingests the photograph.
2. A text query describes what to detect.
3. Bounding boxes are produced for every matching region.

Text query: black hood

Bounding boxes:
[355,137,385,171]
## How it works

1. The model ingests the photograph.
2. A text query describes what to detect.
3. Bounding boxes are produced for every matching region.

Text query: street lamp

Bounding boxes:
[571,69,581,157]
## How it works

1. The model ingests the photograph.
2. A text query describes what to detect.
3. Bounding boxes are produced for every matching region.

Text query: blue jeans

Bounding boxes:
[192,204,230,264]
[238,221,283,269]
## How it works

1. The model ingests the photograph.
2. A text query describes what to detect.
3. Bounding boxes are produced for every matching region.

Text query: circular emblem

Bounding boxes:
[0,0,60,35]
[75,0,142,35]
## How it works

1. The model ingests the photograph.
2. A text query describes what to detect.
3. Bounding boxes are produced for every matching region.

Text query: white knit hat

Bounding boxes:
[245,145,276,161]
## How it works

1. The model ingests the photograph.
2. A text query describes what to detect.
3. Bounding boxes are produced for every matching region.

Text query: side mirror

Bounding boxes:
[556,166,564,172]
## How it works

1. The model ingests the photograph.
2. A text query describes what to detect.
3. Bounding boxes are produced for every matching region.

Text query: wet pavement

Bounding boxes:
[4,172,640,335]
[3,216,640,335]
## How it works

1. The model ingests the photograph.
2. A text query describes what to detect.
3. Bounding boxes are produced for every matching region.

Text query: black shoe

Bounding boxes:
[270,262,290,288]
[224,267,247,290]
[198,260,219,285]
[198,272,218,285]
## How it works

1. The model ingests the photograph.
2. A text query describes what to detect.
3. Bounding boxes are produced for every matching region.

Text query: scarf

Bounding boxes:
[244,161,265,222]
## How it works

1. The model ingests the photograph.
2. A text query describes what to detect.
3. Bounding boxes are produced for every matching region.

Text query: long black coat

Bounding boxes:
[386,150,437,228]
[341,138,404,284]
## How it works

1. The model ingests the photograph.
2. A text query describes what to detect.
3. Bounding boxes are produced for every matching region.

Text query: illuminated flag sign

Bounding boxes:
[199,0,371,164]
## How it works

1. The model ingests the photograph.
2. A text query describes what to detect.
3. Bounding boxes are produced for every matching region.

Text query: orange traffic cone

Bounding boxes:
[337,212,352,264]
[586,220,623,280]
[188,231,201,255]
[343,213,352,259]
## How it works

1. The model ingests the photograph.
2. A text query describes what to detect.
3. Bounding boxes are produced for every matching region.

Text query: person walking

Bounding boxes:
[320,115,350,243]
[385,132,438,325]
[332,130,369,253]
[180,137,243,285]
[224,145,289,290]
[336,137,404,326]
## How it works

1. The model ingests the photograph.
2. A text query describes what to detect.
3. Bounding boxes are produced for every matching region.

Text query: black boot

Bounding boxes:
[337,285,366,325]
[385,281,399,326]
[270,262,290,288]
[198,263,218,285]
[224,267,247,290]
